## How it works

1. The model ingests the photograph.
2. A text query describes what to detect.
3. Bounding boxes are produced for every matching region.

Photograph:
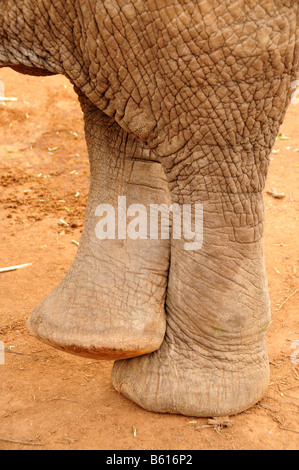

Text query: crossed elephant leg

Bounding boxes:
[27,104,170,359]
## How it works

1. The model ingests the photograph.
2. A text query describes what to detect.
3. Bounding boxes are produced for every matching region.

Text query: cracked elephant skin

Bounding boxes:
[0,0,298,417]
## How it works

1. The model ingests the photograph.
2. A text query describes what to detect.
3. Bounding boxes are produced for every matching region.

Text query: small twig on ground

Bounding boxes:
[281,253,292,263]
[279,426,299,435]
[267,188,285,199]
[195,416,232,432]
[4,348,44,358]
[5,349,27,356]
[195,425,212,430]
[0,263,32,273]
[0,438,44,447]
[0,97,18,102]
[269,361,280,366]
[257,403,276,412]
[42,397,76,403]
[277,288,299,310]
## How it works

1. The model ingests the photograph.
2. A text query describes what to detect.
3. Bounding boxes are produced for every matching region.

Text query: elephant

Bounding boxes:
[0,0,298,418]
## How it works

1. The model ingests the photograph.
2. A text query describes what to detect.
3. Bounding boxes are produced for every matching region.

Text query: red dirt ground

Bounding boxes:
[0,69,298,450]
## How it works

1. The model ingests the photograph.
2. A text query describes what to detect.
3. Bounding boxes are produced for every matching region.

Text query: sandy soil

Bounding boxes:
[0,69,298,451]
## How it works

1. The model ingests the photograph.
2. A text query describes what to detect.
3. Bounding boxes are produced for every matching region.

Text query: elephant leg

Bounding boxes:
[112,186,271,416]
[27,98,170,360]
[111,3,298,416]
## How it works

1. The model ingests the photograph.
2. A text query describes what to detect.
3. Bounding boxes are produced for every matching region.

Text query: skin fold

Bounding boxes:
[0,0,298,416]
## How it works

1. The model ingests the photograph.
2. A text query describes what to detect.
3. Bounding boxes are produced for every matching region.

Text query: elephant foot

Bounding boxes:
[112,333,270,417]
[26,257,167,360]
[113,203,271,416]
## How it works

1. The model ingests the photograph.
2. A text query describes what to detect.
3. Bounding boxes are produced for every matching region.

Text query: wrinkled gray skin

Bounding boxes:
[1,0,298,417]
